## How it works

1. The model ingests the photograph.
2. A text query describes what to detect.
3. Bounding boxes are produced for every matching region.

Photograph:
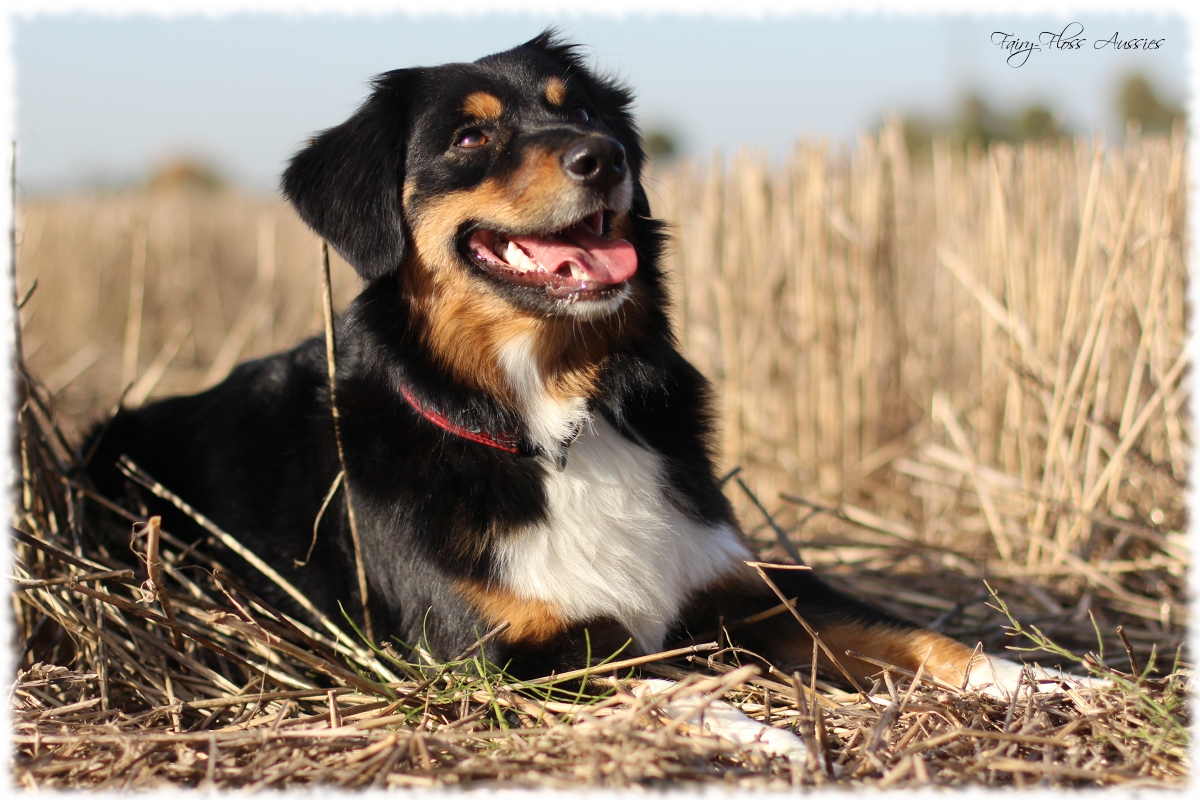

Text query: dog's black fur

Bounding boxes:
[87,33,988,685]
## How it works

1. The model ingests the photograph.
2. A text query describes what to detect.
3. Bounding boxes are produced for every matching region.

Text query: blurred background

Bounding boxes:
[13,11,1190,655]
[15,13,1188,193]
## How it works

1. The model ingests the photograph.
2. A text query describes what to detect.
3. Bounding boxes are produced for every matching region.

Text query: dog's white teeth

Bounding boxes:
[502,241,541,273]
[504,241,523,267]
[569,263,587,281]
[518,251,540,273]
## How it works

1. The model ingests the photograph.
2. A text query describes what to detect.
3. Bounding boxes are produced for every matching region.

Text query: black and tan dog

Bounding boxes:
[88,33,1031,695]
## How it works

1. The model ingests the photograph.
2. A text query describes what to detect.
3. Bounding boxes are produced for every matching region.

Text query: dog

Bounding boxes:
[88,33,1041,700]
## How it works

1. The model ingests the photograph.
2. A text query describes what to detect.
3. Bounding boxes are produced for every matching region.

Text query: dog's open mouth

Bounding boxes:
[466,210,637,300]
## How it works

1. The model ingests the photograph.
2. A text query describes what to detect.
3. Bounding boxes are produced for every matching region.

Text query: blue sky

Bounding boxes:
[13,10,1189,193]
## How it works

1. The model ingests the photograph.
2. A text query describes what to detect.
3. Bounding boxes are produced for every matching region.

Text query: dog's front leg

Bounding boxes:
[686,565,1098,698]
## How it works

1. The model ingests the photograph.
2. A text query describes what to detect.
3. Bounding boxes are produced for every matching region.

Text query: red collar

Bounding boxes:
[397,382,522,454]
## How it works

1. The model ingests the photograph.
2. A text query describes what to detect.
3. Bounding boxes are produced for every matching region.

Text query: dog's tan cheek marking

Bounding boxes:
[403,263,530,400]
[544,77,567,107]
[404,186,537,398]
[457,580,570,645]
[462,91,504,119]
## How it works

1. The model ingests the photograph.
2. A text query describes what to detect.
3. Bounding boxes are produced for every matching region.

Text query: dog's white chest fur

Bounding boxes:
[493,415,750,652]
[494,336,750,653]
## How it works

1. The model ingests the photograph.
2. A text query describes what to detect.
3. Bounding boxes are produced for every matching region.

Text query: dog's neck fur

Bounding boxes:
[401,272,610,403]
[400,287,612,457]
[496,331,592,459]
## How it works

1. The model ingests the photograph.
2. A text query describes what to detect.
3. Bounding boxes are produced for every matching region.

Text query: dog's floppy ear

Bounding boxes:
[282,70,416,281]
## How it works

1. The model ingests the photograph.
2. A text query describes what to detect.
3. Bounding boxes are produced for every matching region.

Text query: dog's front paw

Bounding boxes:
[635,678,810,764]
[965,656,1109,699]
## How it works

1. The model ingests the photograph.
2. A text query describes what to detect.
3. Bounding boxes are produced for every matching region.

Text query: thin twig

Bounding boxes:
[735,476,803,564]
[121,224,148,390]
[11,569,135,590]
[746,562,865,695]
[144,516,184,651]
[1116,626,1141,680]
[319,240,373,644]
[11,527,113,573]
[297,470,343,568]
[520,641,720,688]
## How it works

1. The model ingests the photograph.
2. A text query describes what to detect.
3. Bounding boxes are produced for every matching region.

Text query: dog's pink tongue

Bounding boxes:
[511,227,637,284]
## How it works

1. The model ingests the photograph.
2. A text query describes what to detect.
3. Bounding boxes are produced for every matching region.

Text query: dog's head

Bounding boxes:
[283,33,667,399]
[283,33,659,330]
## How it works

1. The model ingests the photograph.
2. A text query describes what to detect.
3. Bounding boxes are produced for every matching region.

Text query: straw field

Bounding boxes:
[11,125,1189,788]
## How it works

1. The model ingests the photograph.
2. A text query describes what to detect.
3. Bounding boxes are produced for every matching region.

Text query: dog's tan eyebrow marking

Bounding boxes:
[462,91,504,119]
[544,77,567,107]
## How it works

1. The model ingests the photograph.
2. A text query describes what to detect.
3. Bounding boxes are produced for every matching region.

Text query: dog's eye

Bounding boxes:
[455,129,489,148]
[569,106,590,124]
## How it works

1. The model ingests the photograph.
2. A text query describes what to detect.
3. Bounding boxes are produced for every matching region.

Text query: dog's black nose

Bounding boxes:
[562,137,627,190]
